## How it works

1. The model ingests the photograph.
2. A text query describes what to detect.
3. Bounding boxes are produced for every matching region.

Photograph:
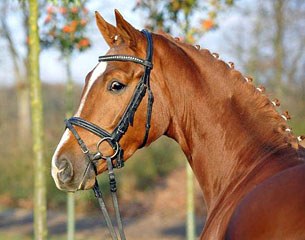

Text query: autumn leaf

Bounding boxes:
[202,19,214,31]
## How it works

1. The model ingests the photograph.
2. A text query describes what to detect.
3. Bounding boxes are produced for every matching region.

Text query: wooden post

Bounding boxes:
[67,193,75,240]
[28,0,47,239]
[186,162,195,240]
[65,56,75,240]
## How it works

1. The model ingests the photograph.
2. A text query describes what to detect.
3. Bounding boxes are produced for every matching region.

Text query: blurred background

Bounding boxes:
[0,0,304,239]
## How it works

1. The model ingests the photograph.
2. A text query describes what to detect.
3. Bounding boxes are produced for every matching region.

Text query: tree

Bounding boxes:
[134,0,234,43]
[28,0,47,239]
[273,0,285,98]
[0,1,31,144]
[225,0,305,132]
[41,2,91,117]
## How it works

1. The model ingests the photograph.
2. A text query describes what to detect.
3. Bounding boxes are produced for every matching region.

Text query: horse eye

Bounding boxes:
[109,81,126,92]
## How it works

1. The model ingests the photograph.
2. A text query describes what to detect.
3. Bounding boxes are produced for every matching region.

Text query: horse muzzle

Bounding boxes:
[51,154,96,192]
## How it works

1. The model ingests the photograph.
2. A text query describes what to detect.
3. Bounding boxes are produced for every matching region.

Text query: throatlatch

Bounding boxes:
[64,29,154,240]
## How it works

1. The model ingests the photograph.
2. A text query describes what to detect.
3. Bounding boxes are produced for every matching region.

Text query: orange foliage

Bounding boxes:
[70,20,78,31]
[47,6,54,14]
[80,19,87,26]
[59,7,67,14]
[202,19,214,31]
[62,25,72,33]
[71,7,78,14]
[78,38,90,47]
[42,2,91,53]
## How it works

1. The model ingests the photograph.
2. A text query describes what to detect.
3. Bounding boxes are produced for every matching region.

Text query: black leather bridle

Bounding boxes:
[64,29,154,240]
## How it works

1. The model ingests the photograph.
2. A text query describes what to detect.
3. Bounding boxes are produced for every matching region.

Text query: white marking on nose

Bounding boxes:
[51,129,72,186]
[76,62,108,116]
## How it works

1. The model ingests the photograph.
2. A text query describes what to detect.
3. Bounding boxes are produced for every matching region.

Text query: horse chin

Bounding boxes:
[53,181,78,193]
[54,176,96,192]
[52,164,97,192]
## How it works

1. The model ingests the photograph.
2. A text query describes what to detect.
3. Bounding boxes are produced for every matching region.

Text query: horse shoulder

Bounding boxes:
[225,163,305,240]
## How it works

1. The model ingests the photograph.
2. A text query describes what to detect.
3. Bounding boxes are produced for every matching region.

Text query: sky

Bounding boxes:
[0,0,253,86]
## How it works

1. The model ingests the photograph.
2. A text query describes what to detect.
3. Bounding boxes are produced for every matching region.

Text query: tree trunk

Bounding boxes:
[186,162,195,240]
[16,79,31,144]
[65,56,75,240]
[0,6,31,144]
[273,0,285,97]
[28,0,47,239]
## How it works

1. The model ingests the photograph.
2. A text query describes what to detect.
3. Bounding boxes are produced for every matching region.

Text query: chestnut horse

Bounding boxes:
[51,10,305,239]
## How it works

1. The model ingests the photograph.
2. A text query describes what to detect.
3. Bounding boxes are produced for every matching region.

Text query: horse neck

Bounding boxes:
[154,35,301,211]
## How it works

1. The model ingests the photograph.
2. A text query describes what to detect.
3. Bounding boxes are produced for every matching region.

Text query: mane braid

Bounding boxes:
[158,32,300,150]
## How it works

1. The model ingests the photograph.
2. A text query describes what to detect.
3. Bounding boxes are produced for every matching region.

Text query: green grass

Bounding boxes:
[0,233,114,240]
[0,233,32,240]
[0,232,99,240]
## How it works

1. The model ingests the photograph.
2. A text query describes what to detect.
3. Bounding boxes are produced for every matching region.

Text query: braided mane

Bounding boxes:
[157,31,300,150]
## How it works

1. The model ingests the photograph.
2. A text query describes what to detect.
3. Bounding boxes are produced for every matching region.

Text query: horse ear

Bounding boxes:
[95,11,120,47]
[114,9,142,48]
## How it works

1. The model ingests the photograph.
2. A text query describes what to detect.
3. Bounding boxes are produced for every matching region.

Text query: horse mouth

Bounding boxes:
[51,163,96,192]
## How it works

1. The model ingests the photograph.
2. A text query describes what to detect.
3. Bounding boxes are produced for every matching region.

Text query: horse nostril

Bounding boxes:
[57,158,74,184]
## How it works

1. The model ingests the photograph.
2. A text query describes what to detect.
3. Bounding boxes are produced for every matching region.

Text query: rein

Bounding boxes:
[64,29,153,240]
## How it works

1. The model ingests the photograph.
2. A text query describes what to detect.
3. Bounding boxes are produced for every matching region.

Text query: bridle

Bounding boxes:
[64,29,154,240]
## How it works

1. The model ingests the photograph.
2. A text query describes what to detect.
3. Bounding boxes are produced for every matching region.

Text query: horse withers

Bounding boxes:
[51,10,305,239]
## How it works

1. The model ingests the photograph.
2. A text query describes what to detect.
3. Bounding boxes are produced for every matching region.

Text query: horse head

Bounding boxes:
[51,10,170,191]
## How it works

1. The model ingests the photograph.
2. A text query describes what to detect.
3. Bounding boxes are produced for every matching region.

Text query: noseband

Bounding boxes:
[64,29,153,240]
